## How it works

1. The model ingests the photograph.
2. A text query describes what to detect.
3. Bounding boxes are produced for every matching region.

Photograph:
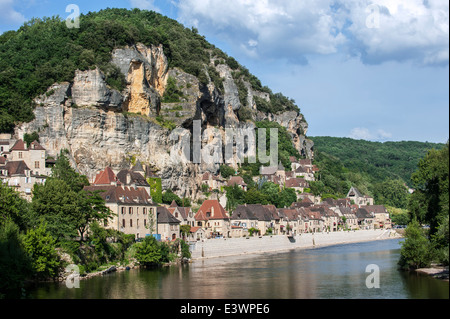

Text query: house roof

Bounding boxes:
[195,199,229,221]
[131,161,145,173]
[116,169,150,187]
[190,226,203,233]
[227,176,247,187]
[10,139,26,151]
[360,205,388,215]
[28,140,46,151]
[93,167,120,185]
[260,166,277,175]
[4,161,30,176]
[285,178,309,188]
[232,205,258,220]
[347,186,363,198]
[157,206,181,224]
[356,208,375,220]
[83,185,154,205]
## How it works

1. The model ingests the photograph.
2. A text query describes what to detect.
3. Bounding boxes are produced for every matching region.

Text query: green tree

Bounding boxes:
[22,222,61,280]
[135,235,163,267]
[0,220,32,295]
[75,190,113,242]
[220,165,236,179]
[0,182,32,230]
[180,224,191,240]
[373,179,410,209]
[51,149,89,192]
[409,143,449,235]
[398,219,432,270]
[31,179,79,241]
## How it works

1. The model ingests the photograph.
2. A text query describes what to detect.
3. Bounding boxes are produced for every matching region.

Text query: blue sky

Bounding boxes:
[1,0,448,143]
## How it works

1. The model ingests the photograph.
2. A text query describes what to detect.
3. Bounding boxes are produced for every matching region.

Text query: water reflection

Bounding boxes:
[31,239,448,299]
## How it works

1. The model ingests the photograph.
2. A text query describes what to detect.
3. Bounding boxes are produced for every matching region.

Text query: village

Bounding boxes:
[1,134,392,245]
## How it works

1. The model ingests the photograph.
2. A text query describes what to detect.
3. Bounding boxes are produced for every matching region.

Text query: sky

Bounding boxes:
[1,0,448,143]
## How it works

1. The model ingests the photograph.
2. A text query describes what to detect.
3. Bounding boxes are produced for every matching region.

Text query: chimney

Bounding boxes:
[211,206,214,217]
[126,173,131,185]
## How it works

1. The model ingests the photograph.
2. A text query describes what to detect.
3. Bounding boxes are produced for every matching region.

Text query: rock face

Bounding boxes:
[71,68,123,110]
[17,43,314,199]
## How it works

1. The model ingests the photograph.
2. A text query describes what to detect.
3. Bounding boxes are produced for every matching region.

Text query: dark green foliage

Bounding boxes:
[0,182,32,231]
[23,132,40,148]
[134,235,163,267]
[398,219,432,270]
[147,177,162,203]
[255,121,301,171]
[22,222,61,280]
[51,149,89,192]
[310,137,446,187]
[254,93,300,114]
[408,142,449,235]
[372,179,410,209]
[220,165,236,179]
[162,76,183,103]
[0,220,32,295]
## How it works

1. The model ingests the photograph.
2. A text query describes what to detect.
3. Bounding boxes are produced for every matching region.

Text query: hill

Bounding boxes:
[0,8,300,133]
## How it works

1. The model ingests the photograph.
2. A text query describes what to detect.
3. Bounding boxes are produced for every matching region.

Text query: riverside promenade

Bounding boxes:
[190,229,401,260]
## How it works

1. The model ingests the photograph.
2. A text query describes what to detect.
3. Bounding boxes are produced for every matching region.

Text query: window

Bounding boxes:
[122,219,126,228]
[35,161,40,169]
[121,207,126,214]
[144,219,147,227]
[129,207,133,214]
[143,208,147,214]
[130,219,133,227]
[18,152,23,159]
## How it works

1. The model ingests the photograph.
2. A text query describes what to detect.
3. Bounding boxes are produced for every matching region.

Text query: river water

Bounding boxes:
[30,238,448,299]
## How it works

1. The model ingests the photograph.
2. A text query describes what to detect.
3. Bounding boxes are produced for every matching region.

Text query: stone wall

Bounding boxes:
[190,229,400,260]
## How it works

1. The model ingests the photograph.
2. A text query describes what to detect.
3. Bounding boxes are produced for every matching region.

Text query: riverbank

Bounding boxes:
[416,266,449,281]
[190,229,402,260]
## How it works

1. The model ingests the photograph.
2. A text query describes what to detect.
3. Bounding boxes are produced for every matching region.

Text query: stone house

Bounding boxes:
[285,177,309,199]
[231,204,259,234]
[0,160,47,200]
[227,176,247,191]
[347,186,374,207]
[84,184,158,240]
[9,140,50,177]
[355,208,375,230]
[194,199,231,238]
[359,205,391,229]
[157,206,181,241]
[188,226,207,241]
[167,200,196,227]
[201,172,225,191]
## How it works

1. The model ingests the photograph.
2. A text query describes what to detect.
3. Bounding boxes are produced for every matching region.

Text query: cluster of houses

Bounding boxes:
[1,135,392,243]
[86,166,391,243]
[0,135,53,200]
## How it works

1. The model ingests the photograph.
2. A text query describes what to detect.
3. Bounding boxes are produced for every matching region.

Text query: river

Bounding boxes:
[30,238,448,299]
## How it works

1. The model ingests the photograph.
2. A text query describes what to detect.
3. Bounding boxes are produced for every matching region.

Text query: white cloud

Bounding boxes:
[0,0,26,25]
[130,0,160,12]
[174,0,449,66]
[349,127,392,141]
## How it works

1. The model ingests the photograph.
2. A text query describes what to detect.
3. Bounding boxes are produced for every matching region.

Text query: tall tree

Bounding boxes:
[51,149,89,192]
[409,142,449,234]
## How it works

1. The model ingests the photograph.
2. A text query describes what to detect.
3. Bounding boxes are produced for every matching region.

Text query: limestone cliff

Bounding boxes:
[16,43,313,199]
